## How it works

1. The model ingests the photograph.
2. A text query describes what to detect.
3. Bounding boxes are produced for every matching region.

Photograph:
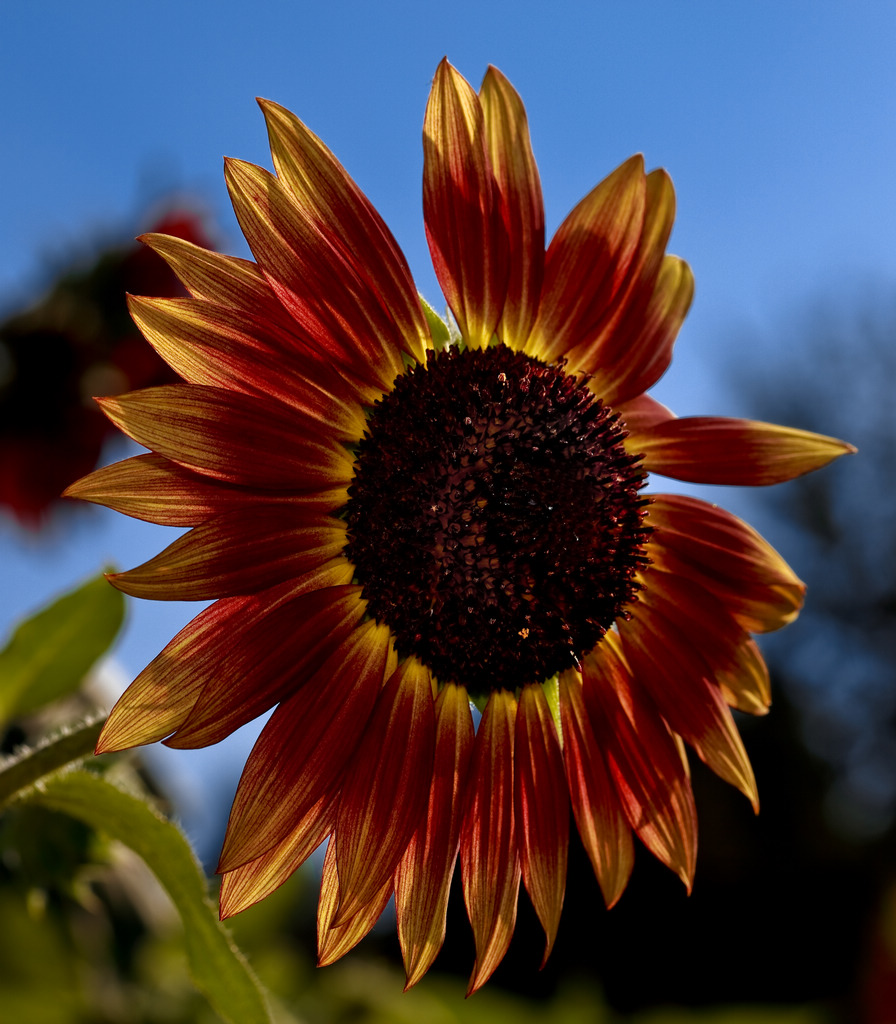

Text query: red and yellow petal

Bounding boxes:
[259,98,430,365]
[138,231,299,332]
[716,638,772,716]
[526,155,646,363]
[583,253,694,406]
[332,657,435,926]
[615,393,676,434]
[582,634,698,888]
[632,416,856,485]
[140,231,385,406]
[514,682,568,964]
[95,594,263,754]
[646,493,806,633]
[224,157,406,392]
[558,668,634,907]
[107,511,346,601]
[395,682,475,989]
[94,565,348,753]
[128,295,367,440]
[479,66,544,348]
[162,573,362,748]
[220,792,336,918]
[217,618,395,873]
[317,839,393,967]
[424,59,507,350]
[460,689,521,995]
[98,385,354,490]
[564,168,677,386]
[619,579,759,810]
[63,453,348,528]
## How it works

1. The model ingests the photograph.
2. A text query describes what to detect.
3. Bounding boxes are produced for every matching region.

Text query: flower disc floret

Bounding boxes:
[345,344,650,696]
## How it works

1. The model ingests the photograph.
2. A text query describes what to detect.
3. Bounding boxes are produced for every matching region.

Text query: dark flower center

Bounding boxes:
[344,344,649,697]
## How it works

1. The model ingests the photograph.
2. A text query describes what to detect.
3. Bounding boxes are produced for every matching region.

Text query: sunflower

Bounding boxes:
[66,60,854,993]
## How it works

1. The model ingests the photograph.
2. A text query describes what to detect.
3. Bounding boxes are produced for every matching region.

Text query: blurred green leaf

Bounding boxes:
[26,770,272,1024]
[0,573,125,722]
[0,890,86,1024]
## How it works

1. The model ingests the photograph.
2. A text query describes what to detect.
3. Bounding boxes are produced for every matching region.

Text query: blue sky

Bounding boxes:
[1,1,892,838]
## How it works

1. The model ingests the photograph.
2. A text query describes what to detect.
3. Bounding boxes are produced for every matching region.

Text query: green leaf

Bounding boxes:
[0,573,125,722]
[25,770,272,1024]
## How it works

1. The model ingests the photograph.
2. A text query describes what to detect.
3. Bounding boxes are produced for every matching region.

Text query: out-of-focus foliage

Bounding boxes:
[736,292,896,840]
[0,208,211,527]
[222,869,835,1024]
[0,572,124,722]
[29,771,271,1024]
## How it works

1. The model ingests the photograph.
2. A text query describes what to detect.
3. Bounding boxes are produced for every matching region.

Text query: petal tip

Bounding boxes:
[218,884,244,920]
[94,722,127,756]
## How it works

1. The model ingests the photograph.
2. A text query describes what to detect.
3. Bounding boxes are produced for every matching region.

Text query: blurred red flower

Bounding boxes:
[0,209,212,526]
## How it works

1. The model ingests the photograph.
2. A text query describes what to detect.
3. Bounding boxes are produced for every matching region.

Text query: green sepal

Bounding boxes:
[468,691,490,716]
[419,294,450,351]
[446,307,463,347]
[541,674,563,748]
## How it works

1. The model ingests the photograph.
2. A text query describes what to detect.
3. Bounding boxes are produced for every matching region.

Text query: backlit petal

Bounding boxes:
[424,59,507,349]
[138,231,297,329]
[558,668,634,907]
[716,638,772,716]
[217,618,394,872]
[166,580,366,748]
[108,510,346,601]
[260,98,430,364]
[584,253,694,405]
[615,393,676,434]
[646,493,805,632]
[224,157,405,391]
[128,295,366,440]
[395,682,474,989]
[564,169,678,386]
[582,635,698,888]
[620,577,759,810]
[96,595,264,754]
[63,453,347,528]
[515,683,568,964]
[219,792,335,918]
[528,155,646,362]
[333,657,435,925]
[634,416,856,485]
[480,66,544,347]
[317,839,392,967]
[140,231,384,405]
[98,385,354,489]
[460,689,521,995]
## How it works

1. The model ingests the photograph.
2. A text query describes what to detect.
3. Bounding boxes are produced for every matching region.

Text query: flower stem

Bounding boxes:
[0,715,105,807]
